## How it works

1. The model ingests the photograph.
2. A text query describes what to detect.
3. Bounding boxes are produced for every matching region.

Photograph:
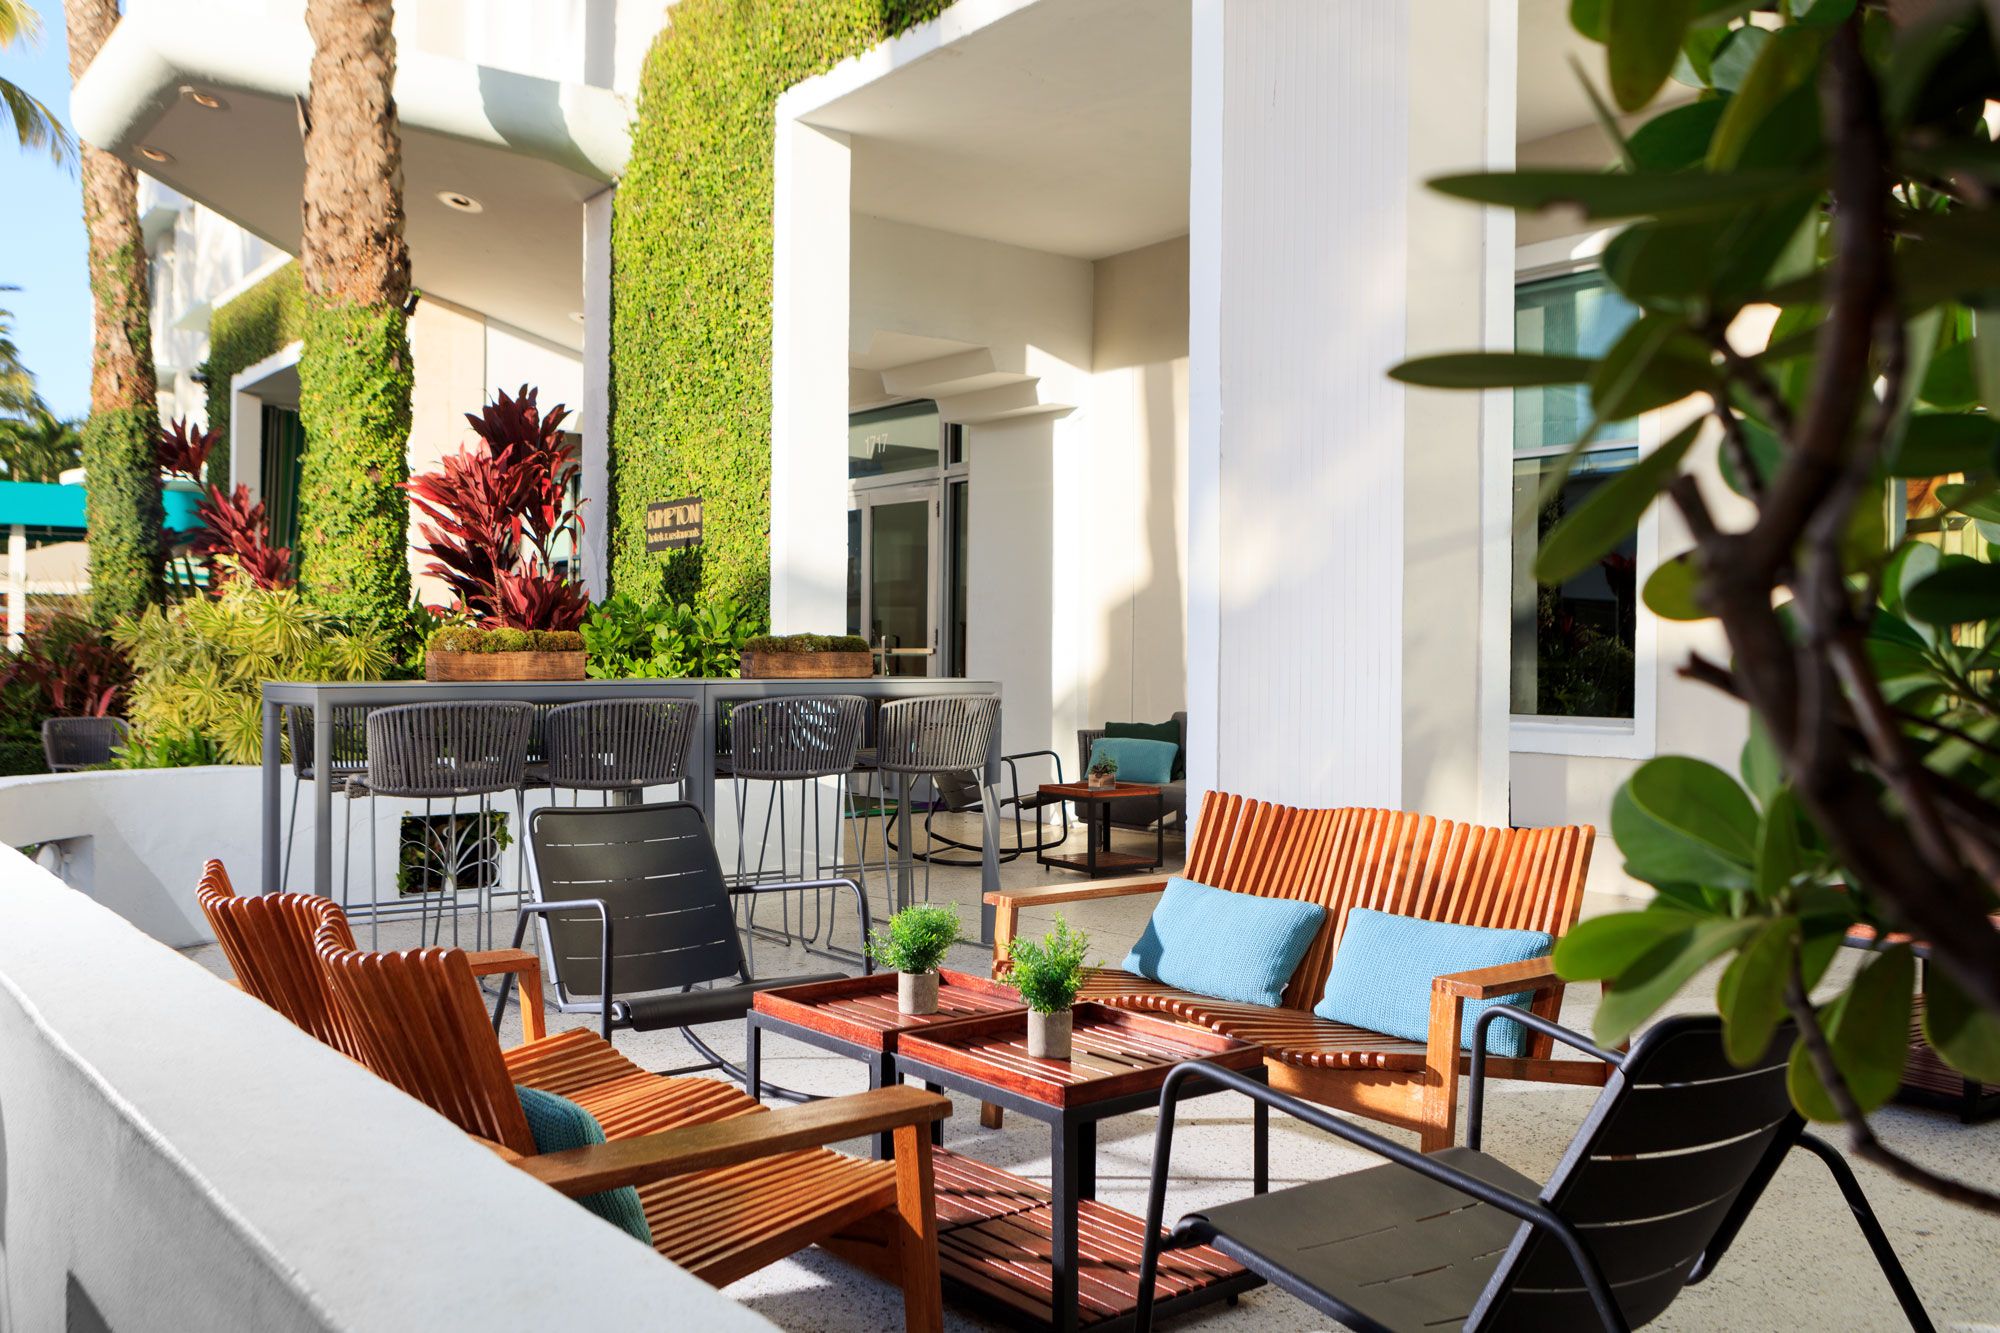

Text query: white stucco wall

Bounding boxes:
[0,846,774,1332]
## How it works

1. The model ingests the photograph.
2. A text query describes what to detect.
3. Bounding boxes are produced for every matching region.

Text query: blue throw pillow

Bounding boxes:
[1313,909,1554,1057]
[517,1086,653,1245]
[1088,737,1177,786]
[1121,878,1325,1007]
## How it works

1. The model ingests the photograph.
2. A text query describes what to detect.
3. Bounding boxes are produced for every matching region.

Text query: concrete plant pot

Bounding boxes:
[899,970,940,1015]
[1027,1008,1073,1060]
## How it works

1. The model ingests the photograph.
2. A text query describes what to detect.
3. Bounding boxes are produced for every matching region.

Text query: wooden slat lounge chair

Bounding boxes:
[197,861,948,1327]
[1132,1012,1934,1332]
[987,794,1601,1151]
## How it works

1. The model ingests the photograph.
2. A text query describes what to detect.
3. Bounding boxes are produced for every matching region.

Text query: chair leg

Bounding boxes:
[367,794,380,950]
[890,1121,943,1333]
[1794,1134,1938,1332]
[282,773,302,891]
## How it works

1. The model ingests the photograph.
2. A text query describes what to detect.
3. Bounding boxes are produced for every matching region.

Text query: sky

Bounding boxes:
[1,0,91,423]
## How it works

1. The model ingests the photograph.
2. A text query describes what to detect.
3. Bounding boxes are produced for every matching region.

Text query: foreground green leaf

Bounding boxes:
[1719,917,1796,1065]
[1534,419,1700,583]
[1428,168,1820,221]
[1904,555,2000,625]
[1608,0,1698,111]
[1597,917,1761,1044]
[1388,352,1594,389]
[1643,550,1707,620]
[1789,945,1914,1120]
[1923,968,2000,1083]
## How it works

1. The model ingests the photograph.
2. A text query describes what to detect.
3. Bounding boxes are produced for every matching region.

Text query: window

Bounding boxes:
[1512,269,1642,723]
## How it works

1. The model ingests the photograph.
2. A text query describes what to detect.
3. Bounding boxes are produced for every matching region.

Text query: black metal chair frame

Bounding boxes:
[498,800,874,1103]
[40,715,128,772]
[1135,1008,1935,1333]
[892,748,1073,867]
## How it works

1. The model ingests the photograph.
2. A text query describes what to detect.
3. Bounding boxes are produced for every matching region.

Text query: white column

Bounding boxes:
[6,524,24,651]
[1188,0,1412,810]
[768,116,852,633]
[579,186,614,598]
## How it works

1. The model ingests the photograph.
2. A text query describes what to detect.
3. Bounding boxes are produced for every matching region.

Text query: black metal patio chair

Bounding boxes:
[41,715,127,771]
[498,799,868,1102]
[1136,1010,1934,1333]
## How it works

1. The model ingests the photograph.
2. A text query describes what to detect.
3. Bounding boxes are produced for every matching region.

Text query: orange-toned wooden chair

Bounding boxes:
[987,795,1602,1151]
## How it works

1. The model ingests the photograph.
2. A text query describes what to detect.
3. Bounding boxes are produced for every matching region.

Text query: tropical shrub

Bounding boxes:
[157,417,294,592]
[866,902,961,975]
[116,583,393,764]
[406,384,585,630]
[1006,915,1092,1014]
[1393,0,2000,1210]
[0,612,130,775]
[582,592,757,678]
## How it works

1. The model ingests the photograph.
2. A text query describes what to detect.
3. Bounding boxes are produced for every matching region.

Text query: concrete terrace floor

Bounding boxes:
[188,810,2000,1333]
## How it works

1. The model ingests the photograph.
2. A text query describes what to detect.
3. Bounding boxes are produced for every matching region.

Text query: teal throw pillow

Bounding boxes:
[1088,737,1177,786]
[1121,877,1325,1007]
[1106,719,1184,780]
[1313,909,1553,1057]
[516,1086,653,1245]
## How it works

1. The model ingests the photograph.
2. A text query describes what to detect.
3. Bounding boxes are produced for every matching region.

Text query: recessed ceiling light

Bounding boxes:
[436,190,482,214]
[137,145,173,163]
[569,311,586,324]
[180,86,226,110]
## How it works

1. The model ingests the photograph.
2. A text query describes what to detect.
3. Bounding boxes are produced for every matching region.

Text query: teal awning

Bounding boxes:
[0,480,204,538]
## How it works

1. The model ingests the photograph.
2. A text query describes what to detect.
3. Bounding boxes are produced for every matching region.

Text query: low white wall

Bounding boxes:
[0,846,773,1332]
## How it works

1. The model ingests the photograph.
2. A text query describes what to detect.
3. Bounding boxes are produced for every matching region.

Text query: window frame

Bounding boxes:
[1508,233,1660,761]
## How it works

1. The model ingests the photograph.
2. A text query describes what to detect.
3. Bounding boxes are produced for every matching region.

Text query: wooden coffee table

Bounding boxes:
[894,1002,1267,1332]
[747,968,1023,1156]
[1036,781,1165,878]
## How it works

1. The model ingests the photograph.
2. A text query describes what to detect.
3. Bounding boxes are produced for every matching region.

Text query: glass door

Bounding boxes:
[848,485,939,677]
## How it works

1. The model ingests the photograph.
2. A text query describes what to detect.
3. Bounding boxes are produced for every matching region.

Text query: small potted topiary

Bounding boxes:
[740,632,876,679]
[1007,914,1093,1059]
[866,902,962,1015]
[1086,751,1119,791]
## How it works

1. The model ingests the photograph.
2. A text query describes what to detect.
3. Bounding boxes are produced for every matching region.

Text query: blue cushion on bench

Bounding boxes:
[1313,909,1553,1057]
[1087,737,1177,786]
[517,1086,653,1245]
[1121,877,1325,1008]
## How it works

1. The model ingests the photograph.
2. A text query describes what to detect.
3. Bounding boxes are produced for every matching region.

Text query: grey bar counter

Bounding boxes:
[259,677,1004,942]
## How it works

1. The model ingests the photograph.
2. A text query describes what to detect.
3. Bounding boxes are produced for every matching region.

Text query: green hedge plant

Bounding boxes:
[200,262,306,484]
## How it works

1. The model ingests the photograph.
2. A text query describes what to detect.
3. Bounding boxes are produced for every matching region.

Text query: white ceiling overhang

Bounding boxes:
[71,0,632,350]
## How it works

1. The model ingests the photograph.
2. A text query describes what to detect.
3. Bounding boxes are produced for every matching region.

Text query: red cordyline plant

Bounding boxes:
[405,385,585,629]
[6,612,130,717]
[155,418,293,593]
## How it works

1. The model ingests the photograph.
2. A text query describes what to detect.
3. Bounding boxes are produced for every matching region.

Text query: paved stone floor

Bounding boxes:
[189,810,2000,1332]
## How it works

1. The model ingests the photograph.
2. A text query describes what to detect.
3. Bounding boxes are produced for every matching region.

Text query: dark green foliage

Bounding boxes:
[741,633,870,654]
[80,404,164,622]
[610,0,952,616]
[296,298,412,630]
[866,902,961,975]
[581,591,756,677]
[427,626,584,654]
[201,263,306,484]
[1006,915,1093,1015]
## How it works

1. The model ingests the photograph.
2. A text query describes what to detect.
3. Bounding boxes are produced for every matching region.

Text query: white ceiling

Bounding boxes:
[807,0,1192,262]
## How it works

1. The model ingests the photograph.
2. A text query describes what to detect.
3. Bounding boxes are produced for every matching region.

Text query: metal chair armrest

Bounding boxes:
[726,877,873,975]
[1134,1060,1629,1333]
[500,898,613,1039]
[1467,1005,1625,1151]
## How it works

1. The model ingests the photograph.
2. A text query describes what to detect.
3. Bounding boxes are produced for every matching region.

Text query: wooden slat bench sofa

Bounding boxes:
[987,793,1604,1151]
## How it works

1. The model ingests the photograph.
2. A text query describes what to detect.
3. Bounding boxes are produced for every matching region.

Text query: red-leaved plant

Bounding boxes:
[156,417,294,592]
[405,385,585,629]
[5,612,130,717]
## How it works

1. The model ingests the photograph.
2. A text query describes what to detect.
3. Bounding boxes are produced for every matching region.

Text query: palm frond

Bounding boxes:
[0,75,76,170]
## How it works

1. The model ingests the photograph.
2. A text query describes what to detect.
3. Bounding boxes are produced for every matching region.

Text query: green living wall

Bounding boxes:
[201,262,306,484]
[611,0,952,616]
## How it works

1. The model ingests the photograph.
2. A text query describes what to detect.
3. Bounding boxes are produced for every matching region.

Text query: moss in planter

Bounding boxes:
[428,626,585,654]
[742,633,872,655]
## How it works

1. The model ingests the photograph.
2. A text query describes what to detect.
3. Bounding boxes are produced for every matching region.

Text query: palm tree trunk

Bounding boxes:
[63,0,163,622]
[296,0,411,628]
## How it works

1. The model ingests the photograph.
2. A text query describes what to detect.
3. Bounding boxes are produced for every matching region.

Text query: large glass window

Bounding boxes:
[1512,270,1642,721]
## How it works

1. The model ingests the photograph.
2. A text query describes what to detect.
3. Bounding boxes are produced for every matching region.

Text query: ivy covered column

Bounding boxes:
[64,0,164,623]
[295,0,412,627]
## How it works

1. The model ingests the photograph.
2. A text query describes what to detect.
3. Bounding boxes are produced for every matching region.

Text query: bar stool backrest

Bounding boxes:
[284,705,370,780]
[1469,1016,1800,1330]
[41,715,128,771]
[727,695,868,781]
[194,859,366,1058]
[543,698,698,790]
[363,702,533,798]
[874,695,997,776]
[528,800,749,1003]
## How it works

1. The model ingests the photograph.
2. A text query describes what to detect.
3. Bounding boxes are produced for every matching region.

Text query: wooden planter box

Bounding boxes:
[426,649,586,682]
[740,649,875,679]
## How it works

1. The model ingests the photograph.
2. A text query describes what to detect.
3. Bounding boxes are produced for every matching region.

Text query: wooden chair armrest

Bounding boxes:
[1431,956,1567,1000]
[471,1134,524,1163]
[986,875,1168,977]
[515,1086,950,1197]
[466,948,546,1042]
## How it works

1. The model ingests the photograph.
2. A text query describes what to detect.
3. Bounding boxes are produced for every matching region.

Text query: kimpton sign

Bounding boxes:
[645,495,704,552]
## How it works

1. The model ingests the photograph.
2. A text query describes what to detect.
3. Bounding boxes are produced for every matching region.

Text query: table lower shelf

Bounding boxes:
[1036,850,1160,875]
[930,1148,1256,1330]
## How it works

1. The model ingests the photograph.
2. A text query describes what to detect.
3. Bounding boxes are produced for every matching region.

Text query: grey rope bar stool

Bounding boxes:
[286,705,369,895]
[535,698,698,806]
[870,694,1000,916]
[40,716,127,771]
[726,694,869,966]
[346,702,532,950]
